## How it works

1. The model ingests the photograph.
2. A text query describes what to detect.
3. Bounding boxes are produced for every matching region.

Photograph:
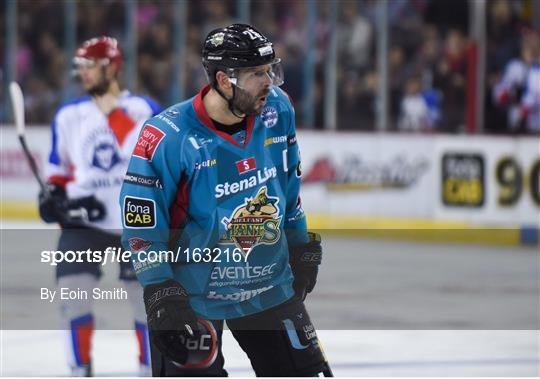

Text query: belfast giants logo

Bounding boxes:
[220,186,282,256]
[84,128,121,171]
[261,106,278,128]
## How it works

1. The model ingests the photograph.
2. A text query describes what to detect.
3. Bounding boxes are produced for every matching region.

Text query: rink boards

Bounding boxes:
[2,127,539,245]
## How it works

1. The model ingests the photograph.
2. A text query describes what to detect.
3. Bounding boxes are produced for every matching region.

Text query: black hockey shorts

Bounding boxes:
[55,227,136,281]
[150,297,329,377]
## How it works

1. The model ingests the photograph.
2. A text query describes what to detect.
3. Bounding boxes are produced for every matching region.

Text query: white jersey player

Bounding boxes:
[520,61,540,132]
[493,29,540,133]
[38,36,161,376]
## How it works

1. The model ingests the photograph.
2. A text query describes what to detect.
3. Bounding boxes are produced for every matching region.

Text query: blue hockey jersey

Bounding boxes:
[120,85,309,320]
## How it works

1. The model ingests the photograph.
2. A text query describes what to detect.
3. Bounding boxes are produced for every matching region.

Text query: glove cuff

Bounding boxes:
[289,232,322,267]
[143,280,189,313]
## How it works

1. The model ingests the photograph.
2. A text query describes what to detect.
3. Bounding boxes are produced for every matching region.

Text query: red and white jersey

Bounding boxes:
[521,61,540,132]
[46,90,161,232]
[493,59,529,130]
[493,59,529,105]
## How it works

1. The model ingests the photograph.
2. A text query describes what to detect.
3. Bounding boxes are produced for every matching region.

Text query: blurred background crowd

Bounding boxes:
[1,0,539,133]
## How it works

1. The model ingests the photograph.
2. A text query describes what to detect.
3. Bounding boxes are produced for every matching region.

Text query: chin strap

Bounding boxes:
[214,84,245,119]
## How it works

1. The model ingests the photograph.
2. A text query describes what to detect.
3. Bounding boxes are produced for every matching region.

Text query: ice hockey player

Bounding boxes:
[519,30,540,132]
[120,24,332,376]
[39,36,161,376]
[493,28,540,132]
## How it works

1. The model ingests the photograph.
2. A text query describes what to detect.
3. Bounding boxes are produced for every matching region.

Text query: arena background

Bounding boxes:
[1,0,539,376]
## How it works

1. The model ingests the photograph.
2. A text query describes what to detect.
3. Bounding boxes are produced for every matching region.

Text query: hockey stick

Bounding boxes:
[9,82,89,223]
[9,81,48,194]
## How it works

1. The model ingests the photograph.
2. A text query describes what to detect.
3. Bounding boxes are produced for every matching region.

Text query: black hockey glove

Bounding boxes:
[144,280,200,365]
[39,184,106,224]
[289,232,322,301]
[38,183,68,223]
[66,195,106,222]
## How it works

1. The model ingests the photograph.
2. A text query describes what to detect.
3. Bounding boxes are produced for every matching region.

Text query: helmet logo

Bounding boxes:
[210,32,225,47]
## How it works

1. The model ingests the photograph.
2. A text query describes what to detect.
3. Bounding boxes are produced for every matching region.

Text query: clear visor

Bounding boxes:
[72,56,110,69]
[227,59,284,88]
[71,57,109,77]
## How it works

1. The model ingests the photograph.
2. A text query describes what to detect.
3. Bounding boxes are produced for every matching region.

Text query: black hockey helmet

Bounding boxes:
[202,24,283,87]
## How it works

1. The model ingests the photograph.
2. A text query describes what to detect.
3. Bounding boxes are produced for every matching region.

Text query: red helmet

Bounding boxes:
[74,36,123,72]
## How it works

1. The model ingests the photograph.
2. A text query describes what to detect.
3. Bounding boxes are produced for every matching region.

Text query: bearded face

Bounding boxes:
[76,63,113,96]
[232,86,271,116]
[86,67,112,96]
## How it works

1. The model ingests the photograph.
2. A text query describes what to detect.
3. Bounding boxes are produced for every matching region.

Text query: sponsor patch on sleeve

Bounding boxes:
[127,237,153,252]
[123,196,156,228]
[287,134,297,146]
[124,172,163,189]
[133,124,165,161]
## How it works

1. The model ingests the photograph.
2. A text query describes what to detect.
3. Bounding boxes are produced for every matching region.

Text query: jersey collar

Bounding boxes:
[193,85,255,149]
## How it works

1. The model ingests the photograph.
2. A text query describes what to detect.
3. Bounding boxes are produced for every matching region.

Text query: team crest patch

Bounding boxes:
[92,142,120,171]
[220,186,282,257]
[261,107,278,128]
[210,32,225,46]
[83,128,122,172]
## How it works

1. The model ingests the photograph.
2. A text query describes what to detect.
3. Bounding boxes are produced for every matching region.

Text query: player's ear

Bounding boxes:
[215,71,232,91]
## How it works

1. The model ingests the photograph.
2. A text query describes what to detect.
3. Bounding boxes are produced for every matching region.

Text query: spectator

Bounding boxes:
[518,30,540,133]
[434,28,468,132]
[138,21,173,104]
[398,75,441,132]
[200,0,234,36]
[338,0,373,73]
[3,0,537,132]
[487,0,522,73]
[493,28,540,132]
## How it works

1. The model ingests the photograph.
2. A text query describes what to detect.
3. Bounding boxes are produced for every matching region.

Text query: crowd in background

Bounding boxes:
[1,0,539,133]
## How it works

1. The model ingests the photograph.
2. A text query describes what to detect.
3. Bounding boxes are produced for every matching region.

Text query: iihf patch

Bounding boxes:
[261,106,278,128]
